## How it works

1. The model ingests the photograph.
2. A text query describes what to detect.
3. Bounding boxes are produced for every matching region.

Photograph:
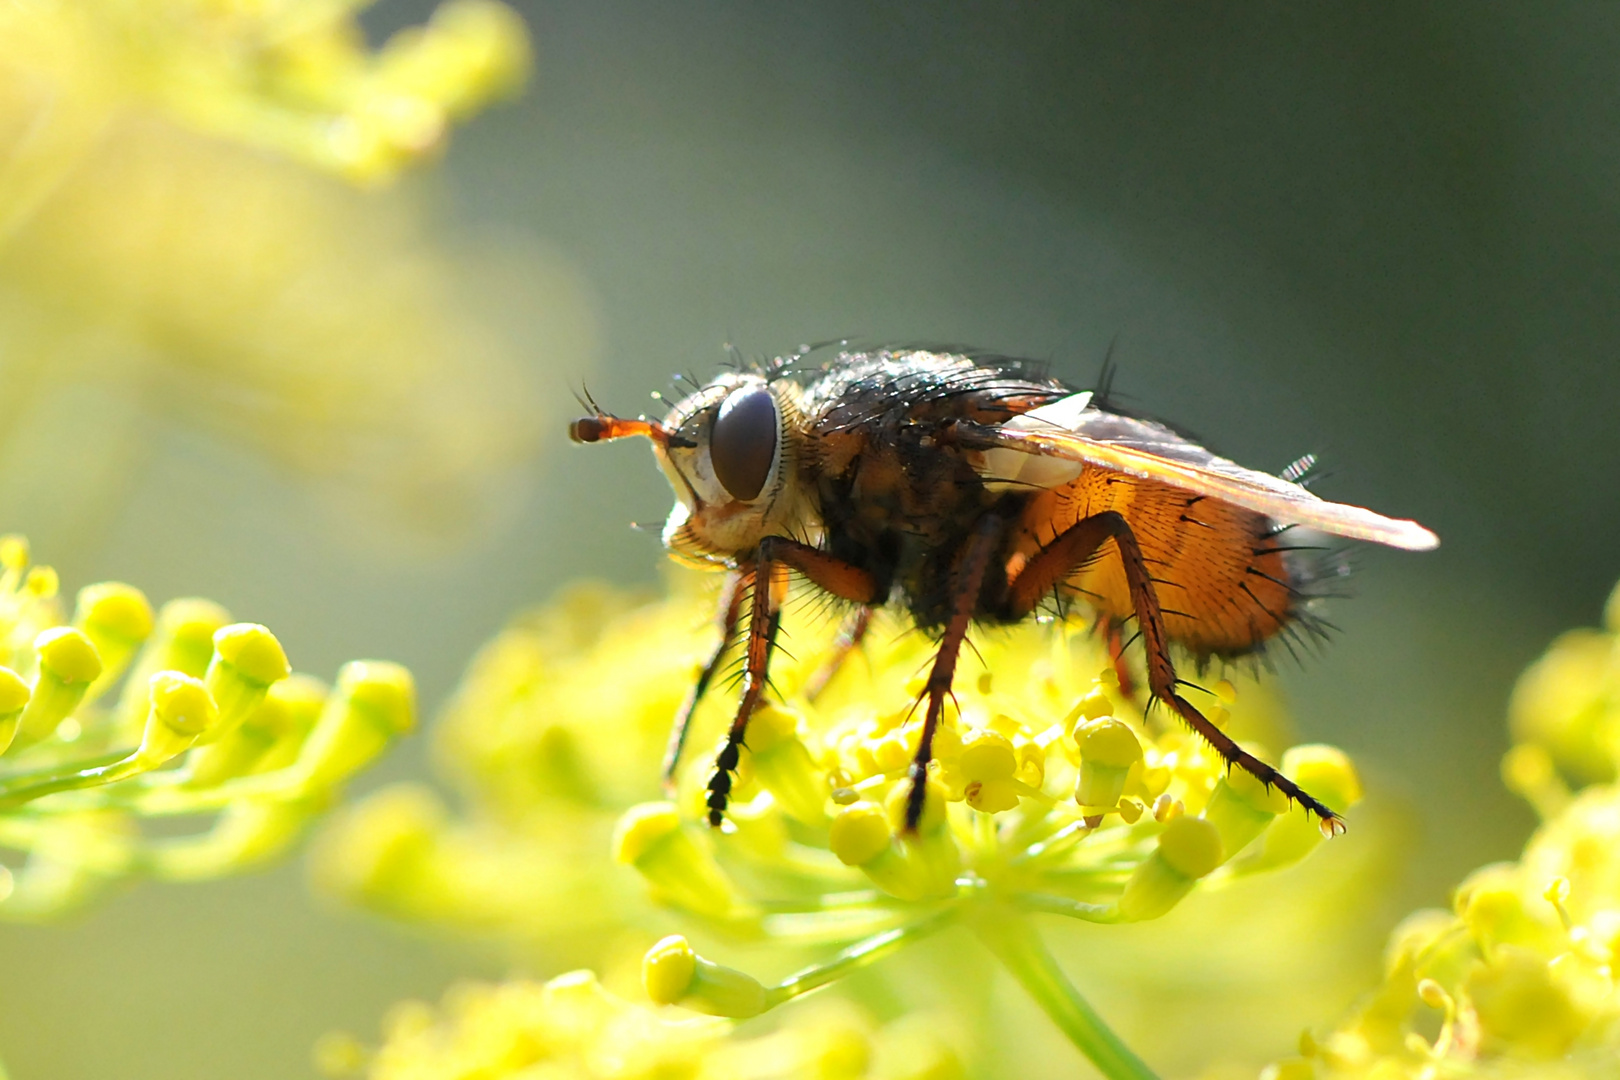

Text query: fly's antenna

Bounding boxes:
[568,384,678,446]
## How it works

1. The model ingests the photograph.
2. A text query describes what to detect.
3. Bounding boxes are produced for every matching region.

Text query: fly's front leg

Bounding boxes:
[903,516,1002,832]
[662,568,748,794]
[704,537,878,828]
[1006,510,1345,835]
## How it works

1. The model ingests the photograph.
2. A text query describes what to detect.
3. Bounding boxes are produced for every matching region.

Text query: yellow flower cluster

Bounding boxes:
[0,0,579,547]
[0,0,529,196]
[321,575,1362,1078]
[318,969,964,1080]
[0,536,414,917]
[1270,581,1620,1079]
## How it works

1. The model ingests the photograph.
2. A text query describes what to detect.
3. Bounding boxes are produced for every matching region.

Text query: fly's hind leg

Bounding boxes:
[1006,510,1345,836]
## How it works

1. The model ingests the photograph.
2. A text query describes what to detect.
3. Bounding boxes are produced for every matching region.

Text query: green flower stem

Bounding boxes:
[0,753,150,807]
[970,906,1159,1080]
[1014,891,1124,924]
[762,906,956,1009]
[0,749,127,785]
[760,906,915,946]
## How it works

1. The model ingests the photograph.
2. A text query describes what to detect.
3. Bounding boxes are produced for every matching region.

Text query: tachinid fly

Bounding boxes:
[569,348,1438,835]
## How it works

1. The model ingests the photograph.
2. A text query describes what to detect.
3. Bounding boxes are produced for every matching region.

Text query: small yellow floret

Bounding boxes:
[214,624,293,685]
[642,934,698,1005]
[76,583,156,643]
[25,566,58,599]
[613,802,682,866]
[830,801,892,866]
[149,671,220,737]
[35,627,103,685]
[157,600,235,674]
[1158,816,1223,879]
[0,535,27,571]
[1075,717,1143,769]
[0,668,29,714]
[958,729,1016,782]
[341,662,416,735]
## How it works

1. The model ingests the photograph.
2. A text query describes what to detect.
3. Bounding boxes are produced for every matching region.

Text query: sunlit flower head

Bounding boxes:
[323,573,1364,1077]
[1275,579,1620,1079]
[0,536,415,917]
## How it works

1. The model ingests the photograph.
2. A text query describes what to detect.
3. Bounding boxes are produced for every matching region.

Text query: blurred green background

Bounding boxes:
[3,2,1619,1077]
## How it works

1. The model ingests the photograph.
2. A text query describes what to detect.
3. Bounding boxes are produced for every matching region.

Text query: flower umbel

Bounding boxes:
[0,535,414,917]
[1272,578,1620,1079]
[327,575,1360,1078]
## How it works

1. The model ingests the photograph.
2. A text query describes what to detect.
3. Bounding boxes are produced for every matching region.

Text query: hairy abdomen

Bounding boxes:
[1009,468,1296,657]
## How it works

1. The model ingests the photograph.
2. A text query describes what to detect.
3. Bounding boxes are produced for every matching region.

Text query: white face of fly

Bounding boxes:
[652,373,813,563]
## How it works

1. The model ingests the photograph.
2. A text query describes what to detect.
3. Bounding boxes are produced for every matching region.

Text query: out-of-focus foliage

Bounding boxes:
[0,535,414,917]
[318,575,1387,1078]
[0,0,596,546]
[318,969,965,1080]
[1270,581,1620,1080]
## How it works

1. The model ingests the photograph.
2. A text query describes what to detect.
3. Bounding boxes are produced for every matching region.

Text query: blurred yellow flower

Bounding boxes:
[0,0,595,549]
[1273,580,1620,1080]
[321,574,1377,1078]
[318,969,965,1080]
[0,535,415,917]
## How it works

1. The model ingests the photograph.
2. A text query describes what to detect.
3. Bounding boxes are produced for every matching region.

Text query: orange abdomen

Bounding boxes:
[1012,468,1296,657]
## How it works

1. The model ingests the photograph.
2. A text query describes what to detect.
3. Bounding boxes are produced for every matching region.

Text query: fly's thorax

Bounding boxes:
[653,373,819,562]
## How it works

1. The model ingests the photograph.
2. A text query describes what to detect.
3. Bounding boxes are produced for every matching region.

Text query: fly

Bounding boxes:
[569,348,1438,835]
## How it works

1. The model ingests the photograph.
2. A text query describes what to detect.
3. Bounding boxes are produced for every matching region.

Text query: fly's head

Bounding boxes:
[570,373,813,565]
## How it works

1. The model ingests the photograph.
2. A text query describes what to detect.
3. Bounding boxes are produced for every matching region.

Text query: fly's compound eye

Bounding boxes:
[710,385,779,501]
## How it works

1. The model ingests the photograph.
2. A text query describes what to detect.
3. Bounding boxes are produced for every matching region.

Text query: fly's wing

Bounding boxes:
[973,394,1440,551]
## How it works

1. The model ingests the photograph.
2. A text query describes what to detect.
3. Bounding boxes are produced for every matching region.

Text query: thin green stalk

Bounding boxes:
[970,906,1159,1080]
[764,907,956,1008]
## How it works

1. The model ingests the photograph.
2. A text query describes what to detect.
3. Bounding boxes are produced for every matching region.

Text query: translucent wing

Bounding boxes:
[973,394,1439,551]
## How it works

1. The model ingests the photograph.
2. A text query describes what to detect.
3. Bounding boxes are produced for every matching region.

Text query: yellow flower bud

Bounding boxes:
[137,671,220,767]
[298,662,416,790]
[117,599,232,734]
[0,534,27,573]
[745,705,828,826]
[198,624,291,744]
[1119,816,1223,921]
[641,934,766,1018]
[73,582,154,700]
[830,801,892,867]
[187,674,326,786]
[959,729,1016,782]
[14,627,102,749]
[36,626,103,685]
[642,934,698,1005]
[612,803,751,921]
[1202,764,1291,859]
[1073,717,1143,812]
[0,667,30,756]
